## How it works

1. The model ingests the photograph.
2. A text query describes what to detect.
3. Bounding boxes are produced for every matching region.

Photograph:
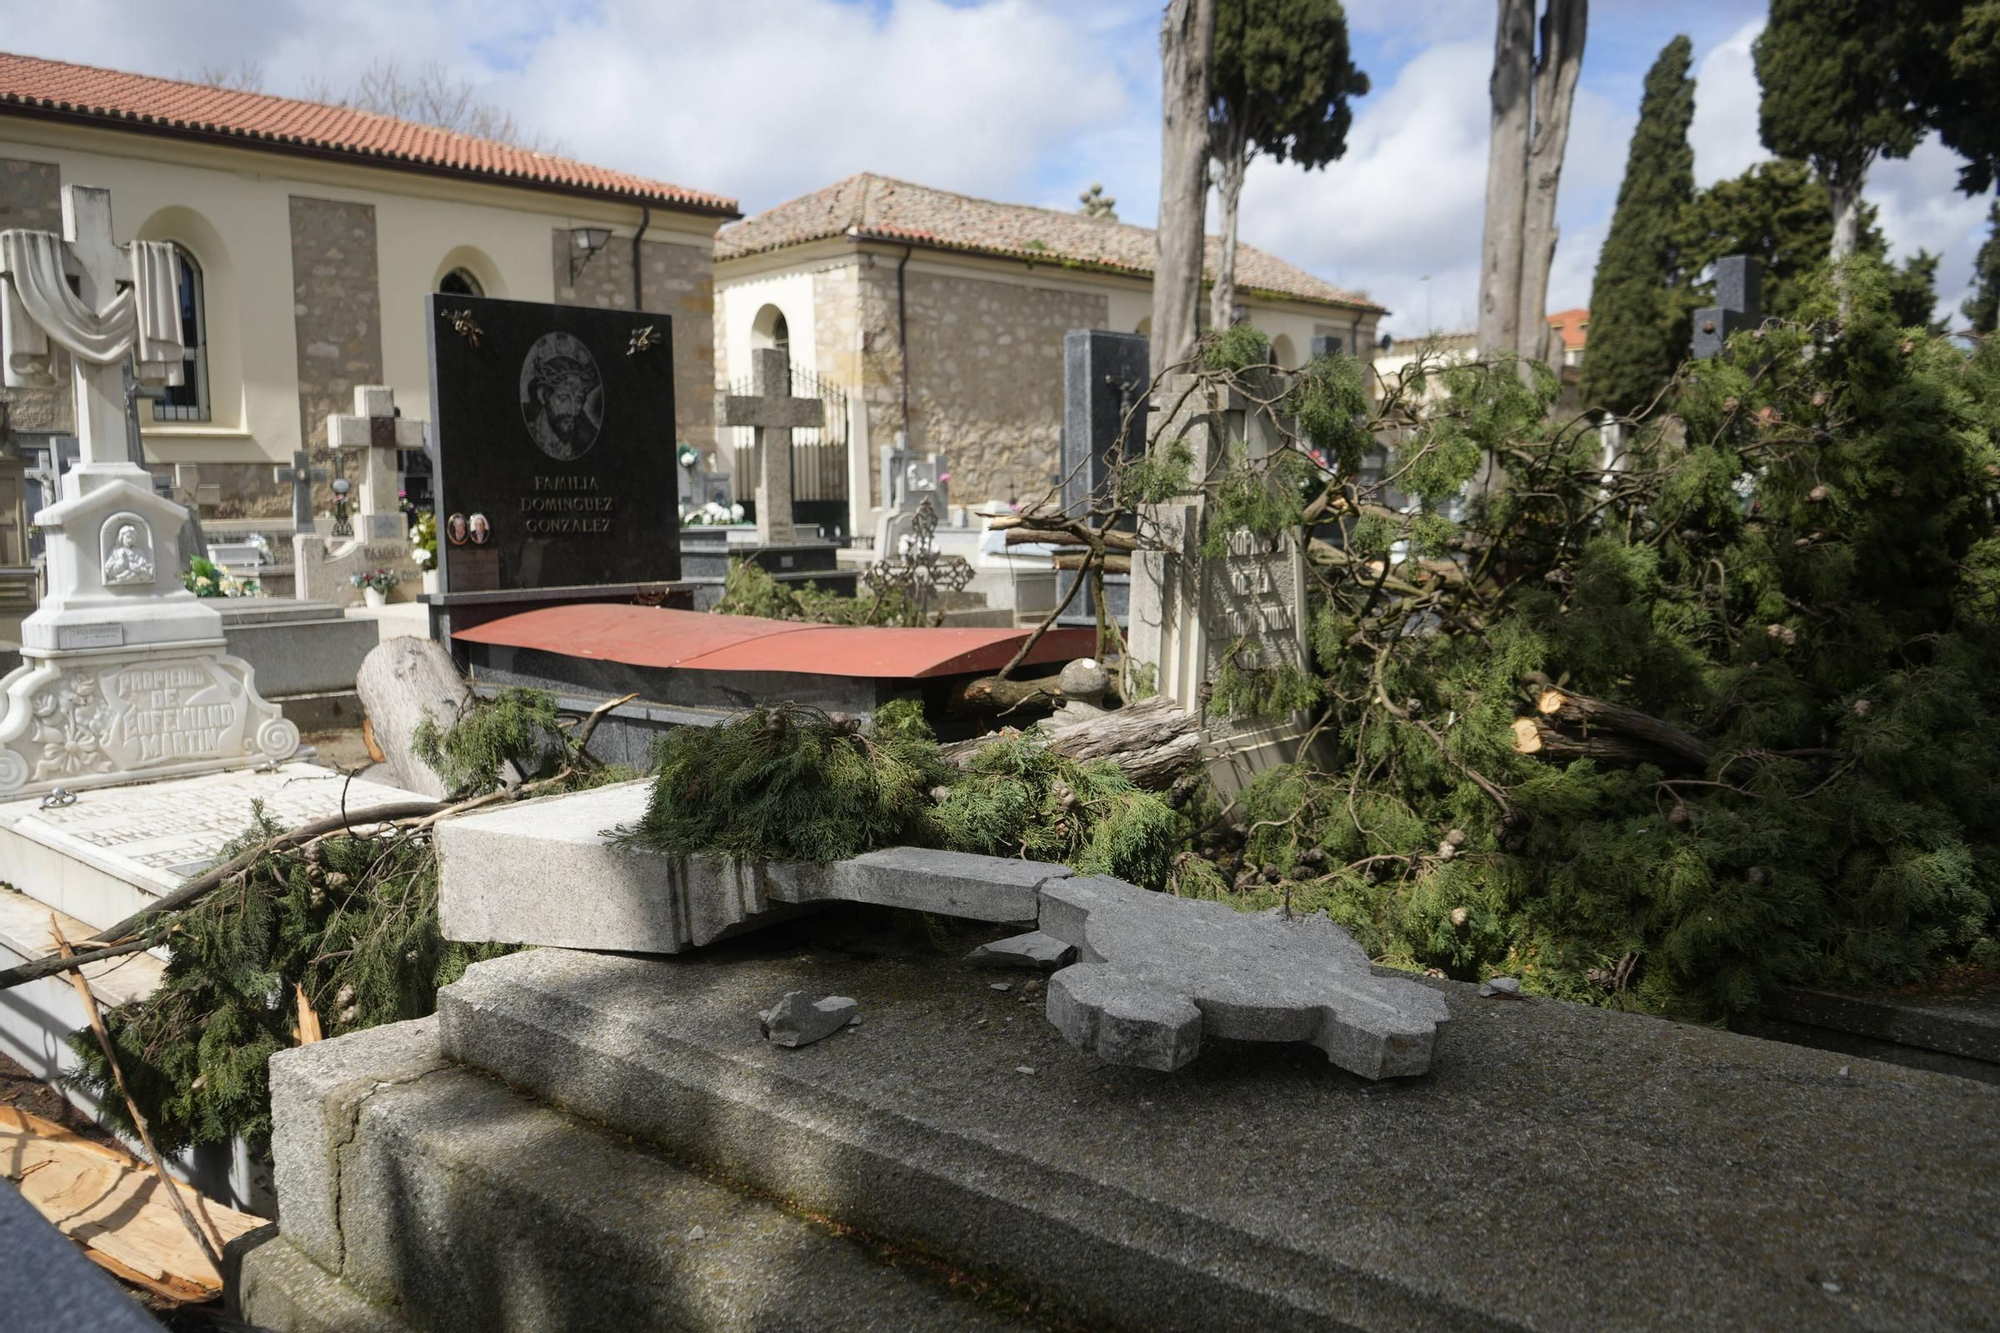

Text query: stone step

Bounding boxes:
[434,917,2000,1333]
[258,1016,1042,1333]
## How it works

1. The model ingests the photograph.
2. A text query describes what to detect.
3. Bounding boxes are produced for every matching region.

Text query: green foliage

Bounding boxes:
[1886,249,1944,332]
[714,558,929,626]
[1276,275,2000,1019]
[65,689,608,1158]
[1202,323,1272,373]
[621,703,1190,890]
[1581,36,1696,416]
[1679,160,1840,320]
[412,686,564,796]
[1963,200,2000,332]
[1201,444,1315,556]
[1213,650,1322,721]
[624,703,947,863]
[1754,1,1948,187]
[1210,0,1369,172]
[1285,353,1373,473]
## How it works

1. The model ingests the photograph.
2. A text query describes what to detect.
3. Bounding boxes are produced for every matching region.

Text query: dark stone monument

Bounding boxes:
[1055,329,1148,629]
[423,294,692,650]
[1692,255,1763,360]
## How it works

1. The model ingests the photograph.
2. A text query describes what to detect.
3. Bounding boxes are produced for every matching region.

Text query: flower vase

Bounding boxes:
[421,569,440,597]
[363,587,387,610]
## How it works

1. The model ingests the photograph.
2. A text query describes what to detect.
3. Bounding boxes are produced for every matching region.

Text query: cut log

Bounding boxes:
[1511,716,1688,768]
[1533,686,1712,770]
[356,636,518,798]
[939,696,1203,790]
[1003,528,1140,552]
[950,674,1065,714]
[0,1106,265,1302]
[1053,553,1133,574]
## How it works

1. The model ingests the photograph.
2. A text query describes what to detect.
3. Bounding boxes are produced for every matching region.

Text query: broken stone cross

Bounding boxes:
[272,450,328,535]
[1692,255,1763,360]
[327,385,425,541]
[717,347,821,546]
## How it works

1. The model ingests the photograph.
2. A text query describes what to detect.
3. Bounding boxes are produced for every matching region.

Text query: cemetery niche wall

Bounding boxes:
[425,294,682,607]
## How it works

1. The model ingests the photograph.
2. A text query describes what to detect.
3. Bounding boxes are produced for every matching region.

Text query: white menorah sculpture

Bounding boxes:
[0,184,297,797]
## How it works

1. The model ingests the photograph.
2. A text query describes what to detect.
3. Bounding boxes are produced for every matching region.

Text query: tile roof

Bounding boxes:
[1546,307,1590,350]
[717,174,1382,313]
[0,51,736,217]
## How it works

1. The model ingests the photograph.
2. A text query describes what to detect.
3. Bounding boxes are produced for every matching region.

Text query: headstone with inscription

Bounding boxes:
[0,184,296,798]
[1127,371,1310,790]
[426,294,679,598]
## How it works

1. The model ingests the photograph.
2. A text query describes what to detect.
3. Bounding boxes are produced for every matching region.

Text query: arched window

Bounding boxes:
[1270,333,1297,369]
[439,267,483,297]
[751,303,791,357]
[155,246,208,422]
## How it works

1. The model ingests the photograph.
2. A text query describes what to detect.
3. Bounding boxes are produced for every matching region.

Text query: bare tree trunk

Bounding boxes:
[1209,123,1249,334]
[1477,0,1536,359]
[1514,0,1587,366]
[1153,0,1217,381]
[1827,168,1865,264]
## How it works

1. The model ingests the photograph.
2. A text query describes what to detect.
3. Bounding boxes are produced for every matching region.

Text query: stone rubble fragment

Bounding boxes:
[758,992,858,1048]
[1478,977,1524,1000]
[964,930,1077,972]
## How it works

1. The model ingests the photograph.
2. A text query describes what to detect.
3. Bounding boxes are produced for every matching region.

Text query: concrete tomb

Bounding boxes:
[0,184,297,797]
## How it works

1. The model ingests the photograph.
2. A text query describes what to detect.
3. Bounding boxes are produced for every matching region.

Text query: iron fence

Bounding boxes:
[724,363,850,503]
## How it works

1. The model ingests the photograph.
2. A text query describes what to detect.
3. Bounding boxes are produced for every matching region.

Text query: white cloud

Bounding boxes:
[1688,18,1767,187]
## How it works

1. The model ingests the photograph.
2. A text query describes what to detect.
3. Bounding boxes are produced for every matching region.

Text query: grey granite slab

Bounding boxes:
[436,912,2000,1333]
[439,781,1061,953]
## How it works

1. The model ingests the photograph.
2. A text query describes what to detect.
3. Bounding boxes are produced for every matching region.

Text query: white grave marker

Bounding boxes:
[0,184,297,797]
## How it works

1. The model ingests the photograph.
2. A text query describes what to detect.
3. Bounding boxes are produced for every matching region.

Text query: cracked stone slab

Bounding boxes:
[440,781,1064,953]
[965,930,1076,971]
[268,1016,450,1274]
[1038,876,1452,1078]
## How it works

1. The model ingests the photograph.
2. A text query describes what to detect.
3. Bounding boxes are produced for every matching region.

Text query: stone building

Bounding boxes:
[714,174,1385,534]
[0,52,735,525]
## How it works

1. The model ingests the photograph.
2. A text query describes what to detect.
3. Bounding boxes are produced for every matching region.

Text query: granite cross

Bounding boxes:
[327,385,425,541]
[717,347,822,545]
[272,450,329,534]
[1692,255,1763,360]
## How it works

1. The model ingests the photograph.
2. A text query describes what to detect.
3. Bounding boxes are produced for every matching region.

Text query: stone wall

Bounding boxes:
[0,157,69,437]
[816,262,1109,509]
[900,269,1106,507]
[552,231,716,456]
[289,196,385,520]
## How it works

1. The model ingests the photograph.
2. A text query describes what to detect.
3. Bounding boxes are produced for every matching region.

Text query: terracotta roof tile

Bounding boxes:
[0,51,735,216]
[717,174,1382,312]
[1546,307,1590,350]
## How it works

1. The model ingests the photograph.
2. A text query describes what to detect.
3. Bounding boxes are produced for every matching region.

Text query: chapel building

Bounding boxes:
[714,173,1385,530]
[0,51,735,538]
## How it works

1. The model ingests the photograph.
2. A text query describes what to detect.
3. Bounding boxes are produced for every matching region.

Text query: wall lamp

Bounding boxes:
[568,226,612,283]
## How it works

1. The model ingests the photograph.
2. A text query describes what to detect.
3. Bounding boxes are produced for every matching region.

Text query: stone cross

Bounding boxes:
[1692,255,1763,360]
[327,385,425,541]
[13,188,132,473]
[273,450,329,534]
[717,347,821,546]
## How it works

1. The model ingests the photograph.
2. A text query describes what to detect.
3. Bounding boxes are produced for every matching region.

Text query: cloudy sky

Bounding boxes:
[8,0,1991,337]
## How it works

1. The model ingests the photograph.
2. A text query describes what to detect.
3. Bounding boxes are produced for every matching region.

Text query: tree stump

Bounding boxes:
[355,638,489,798]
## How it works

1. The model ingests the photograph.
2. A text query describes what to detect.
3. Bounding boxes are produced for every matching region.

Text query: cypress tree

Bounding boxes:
[1580,35,1695,414]
[1964,201,2000,333]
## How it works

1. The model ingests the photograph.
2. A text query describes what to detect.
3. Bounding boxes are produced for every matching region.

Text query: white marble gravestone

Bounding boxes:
[1127,372,1311,789]
[0,184,296,797]
[292,385,427,606]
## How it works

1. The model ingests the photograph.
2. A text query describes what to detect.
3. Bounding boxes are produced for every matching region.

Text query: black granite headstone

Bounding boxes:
[426,293,679,593]
[1060,329,1150,519]
[1056,329,1147,628]
[1692,255,1763,360]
